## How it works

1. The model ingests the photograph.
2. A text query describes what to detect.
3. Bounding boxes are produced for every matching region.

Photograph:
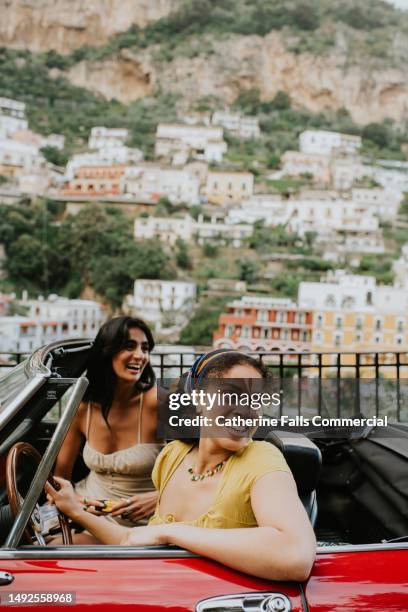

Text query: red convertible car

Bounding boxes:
[0,339,407,611]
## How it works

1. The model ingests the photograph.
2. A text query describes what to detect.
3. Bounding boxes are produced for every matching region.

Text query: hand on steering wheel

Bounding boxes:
[6,442,72,545]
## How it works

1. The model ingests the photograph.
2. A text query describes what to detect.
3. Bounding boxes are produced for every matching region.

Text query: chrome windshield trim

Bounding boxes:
[0,374,47,431]
[317,542,408,554]
[24,338,92,380]
[0,541,407,561]
[0,546,198,560]
[5,376,89,548]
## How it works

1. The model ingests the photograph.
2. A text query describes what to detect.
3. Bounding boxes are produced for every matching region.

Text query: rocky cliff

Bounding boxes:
[0,0,178,53]
[1,0,408,124]
[66,33,408,124]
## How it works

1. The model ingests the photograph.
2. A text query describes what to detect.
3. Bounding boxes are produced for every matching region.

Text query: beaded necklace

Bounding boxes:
[188,459,227,481]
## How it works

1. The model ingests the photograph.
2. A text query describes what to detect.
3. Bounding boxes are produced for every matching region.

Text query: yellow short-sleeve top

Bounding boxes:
[149,440,291,529]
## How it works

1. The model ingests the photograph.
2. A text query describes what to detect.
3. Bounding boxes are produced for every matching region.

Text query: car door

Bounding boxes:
[305,545,408,611]
[0,546,306,611]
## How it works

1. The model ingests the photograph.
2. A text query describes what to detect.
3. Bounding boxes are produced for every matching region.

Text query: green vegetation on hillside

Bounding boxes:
[0,47,178,156]
[180,296,231,345]
[0,203,175,308]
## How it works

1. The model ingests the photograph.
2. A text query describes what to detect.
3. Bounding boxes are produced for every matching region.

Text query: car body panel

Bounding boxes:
[307,548,408,611]
[0,555,304,611]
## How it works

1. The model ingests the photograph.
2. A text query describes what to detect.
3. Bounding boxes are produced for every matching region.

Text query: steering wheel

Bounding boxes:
[6,442,72,545]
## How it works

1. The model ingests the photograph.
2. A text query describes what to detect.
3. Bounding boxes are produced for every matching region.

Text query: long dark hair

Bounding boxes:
[84,316,155,423]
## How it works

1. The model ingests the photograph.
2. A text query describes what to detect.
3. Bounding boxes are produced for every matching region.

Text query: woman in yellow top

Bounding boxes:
[46,350,316,582]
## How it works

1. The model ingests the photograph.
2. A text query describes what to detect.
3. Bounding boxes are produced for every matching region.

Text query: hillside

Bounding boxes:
[0,0,408,124]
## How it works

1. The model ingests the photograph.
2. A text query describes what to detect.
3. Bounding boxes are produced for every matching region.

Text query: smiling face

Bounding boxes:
[111,327,150,384]
[207,363,263,452]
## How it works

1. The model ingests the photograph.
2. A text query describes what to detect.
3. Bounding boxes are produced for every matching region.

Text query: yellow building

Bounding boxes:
[205,171,254,205]
[299,271,408,377]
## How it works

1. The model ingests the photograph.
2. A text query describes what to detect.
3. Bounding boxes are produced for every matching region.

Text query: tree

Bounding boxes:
[179,297,229,346]
[266,153,281,169]
[202,242,218,257]
[175,238,193,270]
[233,88,262,115]
[237,258,259,283]
[271,91,291,111]
[362,123,390,149]
[40,146,69,167]
[291,3,319,31]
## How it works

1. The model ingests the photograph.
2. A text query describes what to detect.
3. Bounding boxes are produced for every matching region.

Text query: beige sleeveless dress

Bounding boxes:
[74,395,162,526]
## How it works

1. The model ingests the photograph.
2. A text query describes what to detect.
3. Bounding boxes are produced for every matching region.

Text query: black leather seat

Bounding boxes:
[266,430,321,527]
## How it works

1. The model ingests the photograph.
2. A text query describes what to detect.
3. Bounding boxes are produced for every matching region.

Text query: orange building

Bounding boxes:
[61,165,126,197]
[213,296,313,352]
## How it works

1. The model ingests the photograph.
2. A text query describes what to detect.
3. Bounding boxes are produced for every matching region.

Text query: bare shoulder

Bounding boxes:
[73,400,95,434]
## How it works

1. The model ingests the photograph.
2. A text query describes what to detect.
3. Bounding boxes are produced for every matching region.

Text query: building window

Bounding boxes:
[314,332,323,344]
[335,316,343,329]
[397,319,404,333]
[356,316,363,330]
[277,311,286,323]
[257,310,268,322]
[375,318,382,331]
[242,325,251,339]
[316,314,323,329]
[295,312,305,324]
[334,333,342,347]
[355,332,363,343]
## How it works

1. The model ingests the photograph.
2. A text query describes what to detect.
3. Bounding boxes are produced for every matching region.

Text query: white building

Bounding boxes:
[0,316,40,354]
[300,130,362,156]
[134,215,193,246]
[227,194,288,225]
[134,213,252,248]
[299,271,378,312]
[89,127,129,150]
[351,188,402,221]
[195,213,252,248]
[288,195,385,254]
[155,123,227,164]
[211,111,260,139]
[0,97,28,138]
[45,134,66,150]
[125,279,197,332]
[330,155,373,190]
[393,244,408,289]
[370,164,408,194]
[299,270,408,315]
[0,294,105,354]
[123,166,200,205]
[280,151,331,185]
[0,139,44,177]
[20,294,105,338]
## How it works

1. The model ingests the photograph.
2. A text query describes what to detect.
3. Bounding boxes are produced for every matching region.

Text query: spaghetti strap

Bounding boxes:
[138,393,144,444]
[85,401,92,441]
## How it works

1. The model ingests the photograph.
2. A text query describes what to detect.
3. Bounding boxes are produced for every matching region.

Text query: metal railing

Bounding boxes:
[1,350,408,422]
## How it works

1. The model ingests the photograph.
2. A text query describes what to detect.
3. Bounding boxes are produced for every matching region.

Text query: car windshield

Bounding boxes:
[0,360,29,412]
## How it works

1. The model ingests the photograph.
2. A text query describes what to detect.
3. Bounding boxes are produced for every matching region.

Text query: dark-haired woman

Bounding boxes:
[49,350,315,581]
[55,316,162,538]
